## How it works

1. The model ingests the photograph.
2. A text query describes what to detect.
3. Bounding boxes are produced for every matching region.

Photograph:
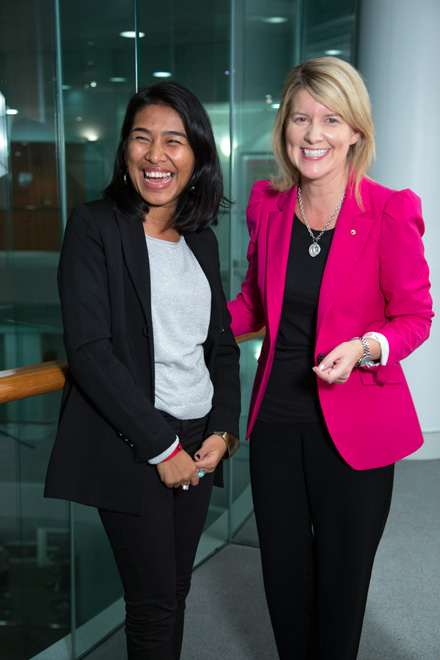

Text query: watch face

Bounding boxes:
[359,356,370,367]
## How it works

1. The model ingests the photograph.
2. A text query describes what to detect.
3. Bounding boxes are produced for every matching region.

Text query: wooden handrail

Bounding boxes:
[0,330,265,405]
[234,328,265,344]
[0,359,68,404]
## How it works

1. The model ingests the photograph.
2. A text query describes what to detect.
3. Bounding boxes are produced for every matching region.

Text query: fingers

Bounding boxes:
[156,450,199,489]
[313,341,361,384]
[193,435,226,472]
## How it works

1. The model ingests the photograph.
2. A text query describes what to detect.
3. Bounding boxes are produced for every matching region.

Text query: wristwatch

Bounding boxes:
[351,336,371,367]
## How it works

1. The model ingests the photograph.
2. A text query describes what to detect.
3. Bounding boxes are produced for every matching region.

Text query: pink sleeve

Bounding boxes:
[227,181,269,336]
[373,189,433,365]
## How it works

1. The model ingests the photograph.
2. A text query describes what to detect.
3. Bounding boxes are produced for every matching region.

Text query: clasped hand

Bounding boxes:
[312,340,363,384]
[156,434,226,488]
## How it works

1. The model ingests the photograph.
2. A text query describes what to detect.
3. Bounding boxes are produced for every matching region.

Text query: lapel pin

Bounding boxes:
[350,229,356,235]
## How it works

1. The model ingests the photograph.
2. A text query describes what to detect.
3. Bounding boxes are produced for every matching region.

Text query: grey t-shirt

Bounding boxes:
[145,233,213,420]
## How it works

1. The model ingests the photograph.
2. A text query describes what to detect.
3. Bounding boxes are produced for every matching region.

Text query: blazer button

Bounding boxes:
[317,353,325,365]
[142,325,149,337]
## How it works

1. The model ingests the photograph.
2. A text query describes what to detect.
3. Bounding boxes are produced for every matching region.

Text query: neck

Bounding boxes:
[143,208,180,242]
[299,171,348,206]
[296,174,348,231]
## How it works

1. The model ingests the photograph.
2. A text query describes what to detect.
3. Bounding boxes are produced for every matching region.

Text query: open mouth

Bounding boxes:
[302,149,329,157]
[143,170,174,184]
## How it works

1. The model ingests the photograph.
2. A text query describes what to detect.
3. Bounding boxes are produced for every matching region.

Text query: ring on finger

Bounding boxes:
[181,484,190,491]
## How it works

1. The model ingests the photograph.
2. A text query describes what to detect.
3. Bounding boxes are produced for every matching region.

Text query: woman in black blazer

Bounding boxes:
[45,81,240,660]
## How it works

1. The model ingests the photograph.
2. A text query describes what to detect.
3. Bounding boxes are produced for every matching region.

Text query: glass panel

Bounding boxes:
[0,0,71,657]
[0,393,69,660]
[0,0,62,367]
[302,0,358,62]
[60,0,137,208]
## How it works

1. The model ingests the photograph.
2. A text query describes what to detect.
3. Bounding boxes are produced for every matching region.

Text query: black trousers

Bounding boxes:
[250,419,394,660]
[99,413,214,660]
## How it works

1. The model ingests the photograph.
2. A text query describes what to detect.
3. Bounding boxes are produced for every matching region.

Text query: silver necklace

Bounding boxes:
[297,185,346,257]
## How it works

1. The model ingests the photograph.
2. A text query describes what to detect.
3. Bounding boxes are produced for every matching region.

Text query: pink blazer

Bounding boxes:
[228,178,433,470]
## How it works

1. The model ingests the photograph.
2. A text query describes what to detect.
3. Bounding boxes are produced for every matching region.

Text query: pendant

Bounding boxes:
[309,242,321,257]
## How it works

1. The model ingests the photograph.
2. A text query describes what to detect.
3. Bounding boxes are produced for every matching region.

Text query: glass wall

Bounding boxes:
[0,0,359,657]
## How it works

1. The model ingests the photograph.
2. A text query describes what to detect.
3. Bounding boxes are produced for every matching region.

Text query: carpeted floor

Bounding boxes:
[85,459,440,660]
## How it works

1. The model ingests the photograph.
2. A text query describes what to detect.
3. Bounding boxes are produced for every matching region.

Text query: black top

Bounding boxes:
[258,215,334,423]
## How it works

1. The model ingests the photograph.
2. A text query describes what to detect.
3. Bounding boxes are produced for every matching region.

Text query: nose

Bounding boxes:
[145,141,165,163]
[305,120,323,144]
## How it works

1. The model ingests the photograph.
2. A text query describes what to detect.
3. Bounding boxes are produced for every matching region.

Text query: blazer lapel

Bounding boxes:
[114,208,153,326]
[317,188,375,331]
[185,231,216,287]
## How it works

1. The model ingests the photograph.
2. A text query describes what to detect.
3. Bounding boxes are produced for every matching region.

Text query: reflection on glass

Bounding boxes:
[0,395,70,660]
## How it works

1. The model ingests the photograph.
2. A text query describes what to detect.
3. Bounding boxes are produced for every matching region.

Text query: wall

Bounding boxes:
[358,0,440,458]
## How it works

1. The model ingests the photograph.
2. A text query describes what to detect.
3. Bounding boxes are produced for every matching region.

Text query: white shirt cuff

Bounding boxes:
[147,436,180,465]
[363,332,389,366]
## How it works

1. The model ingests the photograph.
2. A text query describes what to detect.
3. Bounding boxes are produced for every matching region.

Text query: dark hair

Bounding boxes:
[104,81,228,232]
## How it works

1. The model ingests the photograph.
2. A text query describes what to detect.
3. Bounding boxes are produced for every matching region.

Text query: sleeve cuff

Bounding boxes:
[148,436,180,465]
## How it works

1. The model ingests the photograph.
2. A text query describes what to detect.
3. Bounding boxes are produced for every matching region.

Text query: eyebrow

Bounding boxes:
[130,127,188,139]
[290,111,341,118]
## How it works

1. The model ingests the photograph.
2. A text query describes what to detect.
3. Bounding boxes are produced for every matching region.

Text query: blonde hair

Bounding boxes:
[272,57,375,205]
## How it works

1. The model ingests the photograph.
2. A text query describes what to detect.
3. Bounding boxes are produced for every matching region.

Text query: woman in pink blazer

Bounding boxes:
[228,57,433,660]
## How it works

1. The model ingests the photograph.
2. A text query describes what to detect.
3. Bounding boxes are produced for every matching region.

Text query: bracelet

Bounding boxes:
[351,336,370,367]
[161,442,183,463]
[210,431,240,460]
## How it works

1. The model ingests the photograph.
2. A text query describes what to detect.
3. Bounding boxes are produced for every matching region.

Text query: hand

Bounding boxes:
[156,450,199,489]
[312,340,363,384]
[193,434,227,473]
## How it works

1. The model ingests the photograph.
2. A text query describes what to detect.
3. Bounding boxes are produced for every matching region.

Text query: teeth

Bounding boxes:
[304,149,329,156]
[144,171,172,179]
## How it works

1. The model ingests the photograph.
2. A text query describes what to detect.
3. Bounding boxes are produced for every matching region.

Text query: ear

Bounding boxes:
[350,130,361,146]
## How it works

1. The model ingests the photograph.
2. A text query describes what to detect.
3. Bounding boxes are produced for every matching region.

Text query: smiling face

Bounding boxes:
[125,104,195,222]
[285,89,360,189]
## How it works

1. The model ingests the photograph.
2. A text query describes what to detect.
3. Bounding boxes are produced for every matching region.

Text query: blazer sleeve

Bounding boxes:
[370,189,433,366]
[227,181,268,336]
[58,204,177,462]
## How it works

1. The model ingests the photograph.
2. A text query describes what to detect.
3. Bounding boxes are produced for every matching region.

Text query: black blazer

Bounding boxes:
[45,200,240,515]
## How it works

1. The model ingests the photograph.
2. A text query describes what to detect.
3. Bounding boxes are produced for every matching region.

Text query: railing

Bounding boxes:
[0,359,69,403]
[0,330,264,404]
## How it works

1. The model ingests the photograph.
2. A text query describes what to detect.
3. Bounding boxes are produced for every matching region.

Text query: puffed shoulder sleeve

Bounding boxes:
[377,188,433,366]
[227,180,270,336]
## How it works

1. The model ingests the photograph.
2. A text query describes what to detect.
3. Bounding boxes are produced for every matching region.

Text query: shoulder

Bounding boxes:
[248,179,285,207]
[360,179,424,238]
[68,199,115,225]
[65,199,119,236]
[247,180,292,232]
[360,178,422,215]
[61,200,126,257]
[185,226,219,253]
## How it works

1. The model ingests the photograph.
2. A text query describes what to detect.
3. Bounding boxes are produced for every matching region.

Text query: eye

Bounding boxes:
[293,116,308,124]
[326,117,339,124]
